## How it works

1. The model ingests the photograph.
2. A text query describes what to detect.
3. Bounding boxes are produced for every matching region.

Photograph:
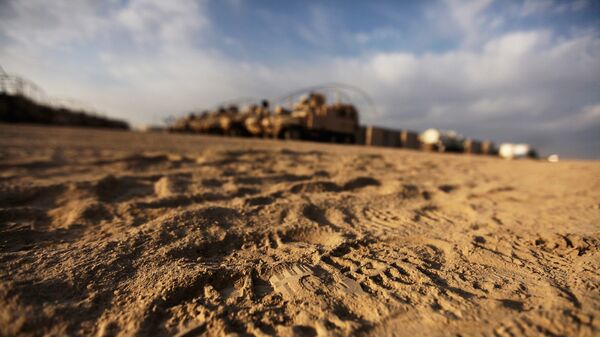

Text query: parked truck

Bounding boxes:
[419,128,465,153]
[267,92,360,142]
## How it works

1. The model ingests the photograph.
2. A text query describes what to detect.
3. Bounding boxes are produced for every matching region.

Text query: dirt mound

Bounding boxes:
[0,124,599,337]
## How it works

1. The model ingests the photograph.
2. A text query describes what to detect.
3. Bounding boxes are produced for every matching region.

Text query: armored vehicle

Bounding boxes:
[464,138,483,154]
[267,92,359,142]
[361,125,401,147]
[218,105,246,136]
[400,130,420,149]
[187,109,223,134]
[419,128,465,152]
[169,112,203,133]
[217,98,263,136]
[242,100,271,137]
[168,113,192,133]
[499,143,537,159]
[481,140,497,155]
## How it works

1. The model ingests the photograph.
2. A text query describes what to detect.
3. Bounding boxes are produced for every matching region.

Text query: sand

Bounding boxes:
[0,124,599,337]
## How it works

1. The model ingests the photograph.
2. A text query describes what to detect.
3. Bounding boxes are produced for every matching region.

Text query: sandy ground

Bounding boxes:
[0,124,599,337]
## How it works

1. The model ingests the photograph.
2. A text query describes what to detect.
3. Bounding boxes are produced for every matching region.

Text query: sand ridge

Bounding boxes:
[0,124,599,337]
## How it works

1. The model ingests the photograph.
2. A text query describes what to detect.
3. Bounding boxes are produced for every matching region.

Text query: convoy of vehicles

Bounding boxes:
[168,84,535,159]
[170,86,363,143]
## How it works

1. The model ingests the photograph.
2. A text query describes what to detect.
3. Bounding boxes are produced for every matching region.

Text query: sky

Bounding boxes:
[0,0,599,158]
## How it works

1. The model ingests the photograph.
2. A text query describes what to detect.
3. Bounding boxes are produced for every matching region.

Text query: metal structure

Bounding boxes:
[1,65,128,129]
[272,83,378,118]
[1,65,48,104]
[0,65,105,116]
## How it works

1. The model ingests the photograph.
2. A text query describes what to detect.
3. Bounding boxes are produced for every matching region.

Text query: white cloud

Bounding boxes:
[542,104,600,130]
[369,53,417,83]
[352,27,405,47]
[117,0,207,47]
[426,0,495,47]
[0,1,112,48]
[446,0,493,33]
[519,0,554,16]
[294,4,340,49]
[519,0,589,16]
[581,104,600,123]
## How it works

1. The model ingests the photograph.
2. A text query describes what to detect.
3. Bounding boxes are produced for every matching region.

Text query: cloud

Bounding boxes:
[518,0,589,17]
[542,104,600,130]
[117,0,207,47]
[369,53,417,83]
[425,0,496,48]
[0,1,112,48]
[320,28,600,155]
[446,0,494,41]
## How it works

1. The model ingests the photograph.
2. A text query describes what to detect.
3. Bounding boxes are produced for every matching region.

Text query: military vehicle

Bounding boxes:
[360,125,401,147]
[481,140,497,155]
[499,143,537,159]
[464,138,483,154]
[242,100,271,137]
[169,110,214,134]
[260,105,280,137]
[267,92,359,142]
[181,110,216,134]
[400,130,420,149]
[261,84,376,143]
[265,88,366,142]
[419,128,465,152]
[218,105,245,136]
[168,112,194,133]
[216,98,263,137]
[168,97,260,136]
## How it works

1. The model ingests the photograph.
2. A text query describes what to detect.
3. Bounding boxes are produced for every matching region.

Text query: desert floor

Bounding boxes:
[0,124,599,337]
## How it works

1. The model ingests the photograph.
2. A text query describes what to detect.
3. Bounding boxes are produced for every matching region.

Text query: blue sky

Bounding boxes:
[1,0,599,158]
